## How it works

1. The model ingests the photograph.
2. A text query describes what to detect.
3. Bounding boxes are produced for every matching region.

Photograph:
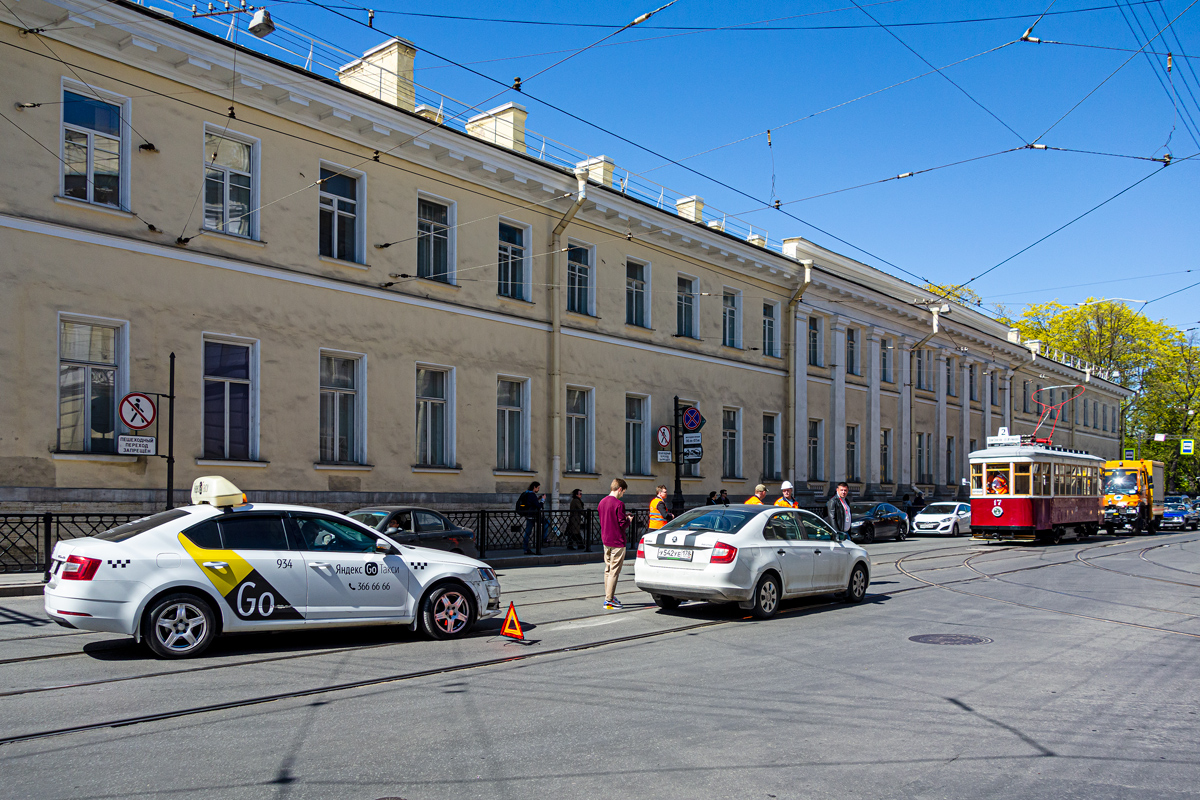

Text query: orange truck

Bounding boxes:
[1101,459,1165,534]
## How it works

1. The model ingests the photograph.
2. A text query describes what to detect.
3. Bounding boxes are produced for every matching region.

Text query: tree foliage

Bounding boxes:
[922,283,983,307]
[1001,299,1200,490]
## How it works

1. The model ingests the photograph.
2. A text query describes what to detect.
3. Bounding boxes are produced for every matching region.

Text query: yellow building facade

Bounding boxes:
[0,0,1129,512]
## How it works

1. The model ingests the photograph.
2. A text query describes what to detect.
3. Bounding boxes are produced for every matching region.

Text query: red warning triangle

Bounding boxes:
[500,601,524,640]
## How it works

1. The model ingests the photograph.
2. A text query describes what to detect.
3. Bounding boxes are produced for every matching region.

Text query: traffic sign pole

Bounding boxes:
[166,352,175,510]
[672,396,684,515]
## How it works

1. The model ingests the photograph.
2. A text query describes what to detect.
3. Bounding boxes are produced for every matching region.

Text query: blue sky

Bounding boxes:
[195,0,1199,330]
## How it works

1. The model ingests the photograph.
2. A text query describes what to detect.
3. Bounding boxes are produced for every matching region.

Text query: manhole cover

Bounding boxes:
[909,634,993,646]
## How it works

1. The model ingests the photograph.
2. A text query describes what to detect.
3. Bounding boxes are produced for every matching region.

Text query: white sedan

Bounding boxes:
[44,477,502,658]
[912,502,972,536]
[634,505,872,618]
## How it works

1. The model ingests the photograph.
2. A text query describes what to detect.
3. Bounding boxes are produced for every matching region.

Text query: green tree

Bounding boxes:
[922,283,983,307]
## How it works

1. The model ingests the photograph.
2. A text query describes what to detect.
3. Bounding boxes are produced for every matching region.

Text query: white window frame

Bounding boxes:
[317,348,367,465]
[916,349,932,390]
[722,406,743,479]
[201,332,260,461]
[880,338,892,383]
[56,312,130,453]
[625,258,651,329]
[845,327,859,375]
[722,287,743,349]
[497,216,533,302]
[968,364,978,401]
[946,356,957,397]
[566,239,596,316]
[415,362,456,467]
[496,374,530,471]
[676,273,698,339]
[60,78,132,210]
[808,316,824,367]
[201,123,261,240]
[808,418,824,481]
[318,160,367,264]
[763,412,781,480]
[565,384,595,473]
[416,191,457,284]
[762,301,780,358]
[625,393,652,476]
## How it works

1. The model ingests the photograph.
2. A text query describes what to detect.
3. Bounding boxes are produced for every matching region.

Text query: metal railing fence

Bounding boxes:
[1,513,142,575]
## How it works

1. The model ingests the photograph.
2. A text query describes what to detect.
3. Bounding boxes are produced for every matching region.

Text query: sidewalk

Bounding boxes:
[0,573,44,597]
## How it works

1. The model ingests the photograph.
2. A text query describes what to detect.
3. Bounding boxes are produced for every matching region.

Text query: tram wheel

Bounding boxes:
[1050,528,1064,545]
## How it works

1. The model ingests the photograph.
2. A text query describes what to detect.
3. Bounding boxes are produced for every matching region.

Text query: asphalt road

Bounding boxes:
[2,531,1199,799]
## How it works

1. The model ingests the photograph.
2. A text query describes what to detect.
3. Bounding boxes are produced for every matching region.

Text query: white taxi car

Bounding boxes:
[912,502,972,536]
[43,477,502,658]
[634,505,871,618]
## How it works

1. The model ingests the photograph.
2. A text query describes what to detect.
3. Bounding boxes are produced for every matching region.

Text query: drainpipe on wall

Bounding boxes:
[786,260,813,485]
[909,304,949,492]
[549,167,589,510]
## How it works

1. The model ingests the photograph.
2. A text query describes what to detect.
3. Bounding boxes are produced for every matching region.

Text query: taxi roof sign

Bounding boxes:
[191,476,247,508]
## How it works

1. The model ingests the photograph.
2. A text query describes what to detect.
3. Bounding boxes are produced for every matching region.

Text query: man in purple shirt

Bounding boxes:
[598,478,632,609]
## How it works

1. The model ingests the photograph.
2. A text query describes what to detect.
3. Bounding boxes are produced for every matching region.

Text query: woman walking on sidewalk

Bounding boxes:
[565,488,585,550]
[598,478,632,610]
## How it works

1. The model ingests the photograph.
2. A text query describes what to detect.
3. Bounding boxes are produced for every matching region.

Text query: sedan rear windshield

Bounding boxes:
[849,503,877,515]
[348,511,387,527]
[922,504,959,515]
[91,509,191,542]
[661,508,759,534]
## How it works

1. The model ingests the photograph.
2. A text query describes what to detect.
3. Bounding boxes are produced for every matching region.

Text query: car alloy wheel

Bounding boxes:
[422,584,476,640]
[862,524,875,544]
[145,593,216,659]
[845,564,868,603]
[751,573,781,619]
[896,521,908,541]
[951,523,960,537]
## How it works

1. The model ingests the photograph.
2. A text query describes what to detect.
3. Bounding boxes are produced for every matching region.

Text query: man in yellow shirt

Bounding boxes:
[745,484,767,504]
[774,480,799,507]
[649,485,674,529]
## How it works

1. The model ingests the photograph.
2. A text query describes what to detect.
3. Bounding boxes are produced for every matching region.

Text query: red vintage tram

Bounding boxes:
[969,437,1104,544]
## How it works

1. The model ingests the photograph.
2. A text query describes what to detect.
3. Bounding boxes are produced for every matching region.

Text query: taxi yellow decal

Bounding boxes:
[178,534,304,620]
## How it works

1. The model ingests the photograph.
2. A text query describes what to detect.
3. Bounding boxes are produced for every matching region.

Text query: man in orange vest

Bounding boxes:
[649,485,674,529]
[774,480,799,507]
[745,484,767,504]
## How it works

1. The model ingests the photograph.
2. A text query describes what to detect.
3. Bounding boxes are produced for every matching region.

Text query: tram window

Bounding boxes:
[1033,463,1051,496]
[1013,463,1031,495]
[985,463,1010,494]
[970,463,984,493]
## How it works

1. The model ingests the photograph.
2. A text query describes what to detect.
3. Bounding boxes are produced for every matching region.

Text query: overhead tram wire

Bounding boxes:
[982,269,1194,300]
[848,0,1027,145]
[1030,0,1200,144]
[1152,0,1200,129]
[1114,0,1200,149]
[300,0,939,285]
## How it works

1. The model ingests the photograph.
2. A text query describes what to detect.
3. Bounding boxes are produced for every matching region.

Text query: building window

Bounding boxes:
[991,371,999,405]
[762,303,779,357]
[318,167,359,262]
[416,367,451,466]
[880,338,892,383]
[1093,400,1099,429]
[947,436,956,484]
[417,198,451,282]
[915,349,932,390]
[808,419,823,481]
[497,222,527,301]
[722,408,741,479]
[625,395,647,475]
[969,365,978,401]
[1103,404,1108,431]
[946,357,956,397]
[808,317,822,366]
[496,378,526,470]
[203,339,254,460]
[58,318,122,453]
[1023,381,1031,413]
[62,89,125,208]
[1036,384,1044,415]
[319,353,361,463]
[916,432,932,483]
[846,328,858,375]
[881,428,892,483]
[722,290,741,348]
[567,244,592,315]
[203,130,255,238]
[763,414,780,480]
[566,387,591,473]
[969,438,977,455]
[626,261,648,328]
[846,425,859,481]
[676,276,697,338]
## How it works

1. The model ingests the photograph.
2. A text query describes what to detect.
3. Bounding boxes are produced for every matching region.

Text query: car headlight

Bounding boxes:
[477,567,497,582]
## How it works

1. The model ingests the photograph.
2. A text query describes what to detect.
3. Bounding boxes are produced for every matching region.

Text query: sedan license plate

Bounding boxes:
[657,547,693,562]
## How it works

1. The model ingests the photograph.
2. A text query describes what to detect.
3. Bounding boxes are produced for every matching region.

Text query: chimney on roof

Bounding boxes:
[675,196,704,223]
[579,156,615,187]
[1007,328,1022,344]
[415,104,444,123]
[782,237,807,260]
[337,38,417,111]
[466,102,527,153]
[747,232,767,248]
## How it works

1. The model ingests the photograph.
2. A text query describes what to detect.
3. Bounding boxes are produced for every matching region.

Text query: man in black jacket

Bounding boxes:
[826,482,853,535]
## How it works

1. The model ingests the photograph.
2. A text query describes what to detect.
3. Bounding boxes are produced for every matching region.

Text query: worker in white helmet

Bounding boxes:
[774,480,799,508]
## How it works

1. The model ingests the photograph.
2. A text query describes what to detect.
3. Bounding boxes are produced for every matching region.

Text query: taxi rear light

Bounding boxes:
[56,610,93,617]
[636,538,645,559]
[710,541,737,564]
[61,555,101,581]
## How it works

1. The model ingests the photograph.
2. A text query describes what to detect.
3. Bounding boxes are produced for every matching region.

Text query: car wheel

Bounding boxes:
[653,594,682,610]
[750,573,781,619]
[144,593,216,659]
[896,521,908,541]
[1105,526,1115,536]
[421,583,476,640]
[951,523,960,537]
[862,524,875,544]
[845,564,868,603]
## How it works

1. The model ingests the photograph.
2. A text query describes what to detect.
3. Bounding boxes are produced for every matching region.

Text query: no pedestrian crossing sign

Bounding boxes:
[118,392,156,430]
[657,426,672,448]
[1183,439,1195,456]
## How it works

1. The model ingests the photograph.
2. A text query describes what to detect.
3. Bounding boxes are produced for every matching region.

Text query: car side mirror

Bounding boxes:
[375,538,394,554]
[834,531,846,543]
